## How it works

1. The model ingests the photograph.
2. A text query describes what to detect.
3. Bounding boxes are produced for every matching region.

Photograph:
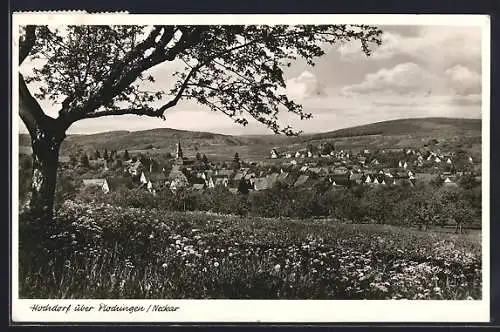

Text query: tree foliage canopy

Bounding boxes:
[20,24,382,136]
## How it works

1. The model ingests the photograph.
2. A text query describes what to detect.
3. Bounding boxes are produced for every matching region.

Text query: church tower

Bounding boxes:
[175,140,184,165]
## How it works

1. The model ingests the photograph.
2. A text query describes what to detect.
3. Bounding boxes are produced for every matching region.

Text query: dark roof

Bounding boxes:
[146,172,167,182]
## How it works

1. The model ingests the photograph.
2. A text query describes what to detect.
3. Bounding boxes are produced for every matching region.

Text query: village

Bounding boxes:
[74,139,481,196]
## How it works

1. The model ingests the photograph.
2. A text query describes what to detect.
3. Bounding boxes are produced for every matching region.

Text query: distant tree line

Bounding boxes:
[73,179,481,233]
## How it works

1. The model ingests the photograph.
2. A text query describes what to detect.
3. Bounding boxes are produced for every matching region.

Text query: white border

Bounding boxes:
[11,13,491,323]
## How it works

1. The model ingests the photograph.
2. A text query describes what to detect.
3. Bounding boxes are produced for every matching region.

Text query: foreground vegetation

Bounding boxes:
[19,201,481,300]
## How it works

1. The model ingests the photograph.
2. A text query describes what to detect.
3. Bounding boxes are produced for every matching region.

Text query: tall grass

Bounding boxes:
[19,201,481,299]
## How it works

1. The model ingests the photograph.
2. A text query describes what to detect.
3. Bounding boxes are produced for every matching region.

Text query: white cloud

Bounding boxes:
[285,70,323,100]
[338,26,482,69]
[445,64,481,94]
[341,62,481,102]
[341,62,447,96]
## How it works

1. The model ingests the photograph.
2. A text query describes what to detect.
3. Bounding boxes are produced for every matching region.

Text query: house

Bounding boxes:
[266,173,280,187]
[294,175,310,188]
[192,183,206,191]
[128,160,143,176]
[216,169,234,177]
[331,173,350,187]
[168,165,190,190]
[147,180,154,193]
[331,180,347,190]
[82,178,110,194]
[170,176,190,191]
[270,148,280,159]
[244,172,256,180]
[253,177,270,191]
[295,151,302,158]
[446,158,453,164]
[350,173,363,185]
[309,167,325,175]
[206,177,216,189]
[215,177,229,187]
[364,174,372,184]
[58,155,71,165]
[277,172,295,187]
[443,177,458,187]
[332,167,349,175]
[233,171,245,182]
[140,171,148,185]
[145,172,168,190]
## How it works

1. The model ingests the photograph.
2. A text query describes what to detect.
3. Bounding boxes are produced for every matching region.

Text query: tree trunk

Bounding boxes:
[28,128,64,222]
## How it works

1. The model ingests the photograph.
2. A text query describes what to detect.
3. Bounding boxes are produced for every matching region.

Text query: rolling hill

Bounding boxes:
[18,117,481,159]
[301,117,481,141]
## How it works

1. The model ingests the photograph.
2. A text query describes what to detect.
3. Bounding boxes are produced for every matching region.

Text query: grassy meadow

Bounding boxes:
[19,201,481,300]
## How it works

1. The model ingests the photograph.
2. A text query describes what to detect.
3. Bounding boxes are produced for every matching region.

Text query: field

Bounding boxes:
[19,201,482,300]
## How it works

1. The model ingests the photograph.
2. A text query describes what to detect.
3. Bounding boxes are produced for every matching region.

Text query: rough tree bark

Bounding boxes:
[28,128,64,221]
[20,72,66,221]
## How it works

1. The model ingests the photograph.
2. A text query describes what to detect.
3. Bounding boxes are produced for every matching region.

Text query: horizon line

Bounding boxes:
[18,115,482,137]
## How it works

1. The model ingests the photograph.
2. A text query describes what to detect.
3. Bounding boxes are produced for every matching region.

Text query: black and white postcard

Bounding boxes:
[11,12,490,323]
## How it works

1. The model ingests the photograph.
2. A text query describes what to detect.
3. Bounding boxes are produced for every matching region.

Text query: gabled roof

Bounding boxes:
[294,175,310,187]
[266,173,280,186]
[277,172,295,186]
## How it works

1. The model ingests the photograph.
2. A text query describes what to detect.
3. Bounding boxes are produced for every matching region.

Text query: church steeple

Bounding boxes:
[175,140,184,165]
[176,140,183,159]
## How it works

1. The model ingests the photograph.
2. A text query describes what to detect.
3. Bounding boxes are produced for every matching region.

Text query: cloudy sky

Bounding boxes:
[19,25,483,135]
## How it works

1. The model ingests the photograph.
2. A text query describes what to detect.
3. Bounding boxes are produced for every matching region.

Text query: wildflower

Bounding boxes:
[274,264,281,271]
[433,286,441,293]
[214,262,220,267]
[149,233,154,239]
[162,263,168,269]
